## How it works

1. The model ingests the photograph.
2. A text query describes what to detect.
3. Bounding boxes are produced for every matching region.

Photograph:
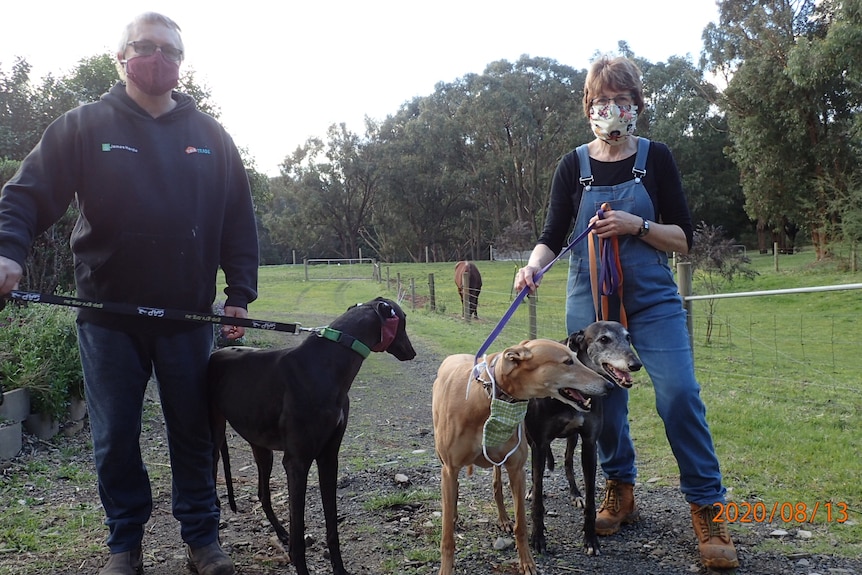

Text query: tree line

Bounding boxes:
[3,0,861,288]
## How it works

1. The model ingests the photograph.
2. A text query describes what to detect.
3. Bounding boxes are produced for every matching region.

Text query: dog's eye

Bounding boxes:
[564,358,574,365]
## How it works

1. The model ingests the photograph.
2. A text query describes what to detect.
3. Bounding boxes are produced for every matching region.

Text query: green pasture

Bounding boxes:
[242,250,861,552]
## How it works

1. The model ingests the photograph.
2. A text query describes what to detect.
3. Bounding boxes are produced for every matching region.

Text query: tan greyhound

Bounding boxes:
[431,339,609,575]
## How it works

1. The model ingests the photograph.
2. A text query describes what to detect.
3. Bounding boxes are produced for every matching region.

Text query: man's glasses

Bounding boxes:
[127,41,183,62]
[591,94,634,107]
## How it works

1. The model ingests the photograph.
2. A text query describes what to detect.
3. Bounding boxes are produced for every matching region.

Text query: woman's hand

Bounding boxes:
[589,206,641,238]
[514,265,541,294]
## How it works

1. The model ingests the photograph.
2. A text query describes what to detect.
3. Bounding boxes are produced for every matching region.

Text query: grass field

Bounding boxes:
[238,249,861,552]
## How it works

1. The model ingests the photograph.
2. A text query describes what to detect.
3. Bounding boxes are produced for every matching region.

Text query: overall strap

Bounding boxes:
[632,137,650,181]
[576,144,593,189]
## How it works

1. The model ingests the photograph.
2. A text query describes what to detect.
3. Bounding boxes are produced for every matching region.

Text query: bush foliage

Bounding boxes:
[0,302,82,420]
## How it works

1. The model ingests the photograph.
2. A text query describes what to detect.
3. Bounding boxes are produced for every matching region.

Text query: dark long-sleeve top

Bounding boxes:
[0,82,259,332]
[537,140,694,254]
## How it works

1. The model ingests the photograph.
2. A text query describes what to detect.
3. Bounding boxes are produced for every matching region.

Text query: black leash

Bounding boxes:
[5,290,303,334]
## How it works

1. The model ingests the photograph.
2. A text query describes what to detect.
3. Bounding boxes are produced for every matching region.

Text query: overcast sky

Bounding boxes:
[4,1,720,175]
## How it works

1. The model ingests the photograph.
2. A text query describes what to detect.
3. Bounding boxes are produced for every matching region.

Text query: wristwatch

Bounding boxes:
[638,219,650,237]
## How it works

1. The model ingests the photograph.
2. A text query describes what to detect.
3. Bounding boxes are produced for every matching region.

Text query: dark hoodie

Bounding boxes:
[0,82,258,332]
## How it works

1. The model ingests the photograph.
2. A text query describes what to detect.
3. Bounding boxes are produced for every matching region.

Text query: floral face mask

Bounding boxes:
[589,103,638,146]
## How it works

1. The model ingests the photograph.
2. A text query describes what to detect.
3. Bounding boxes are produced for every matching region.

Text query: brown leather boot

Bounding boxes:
[99,546,143,575]
[595,479,640,535]
[690,503,740,569]
[187,541,236,575]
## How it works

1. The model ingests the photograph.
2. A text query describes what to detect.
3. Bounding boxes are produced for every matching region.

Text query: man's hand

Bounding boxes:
[0,256,22,296]
[222,306,248,340]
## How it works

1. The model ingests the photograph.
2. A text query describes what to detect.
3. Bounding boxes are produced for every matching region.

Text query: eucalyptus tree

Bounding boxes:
[368,93,475,262]
[275,124,378,260]
[0,58,39,159]
[456,56,587,241]
[640,55,750,241]
[703,0,854,258]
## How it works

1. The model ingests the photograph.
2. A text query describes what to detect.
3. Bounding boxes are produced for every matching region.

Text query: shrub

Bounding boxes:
[0,302,83,420]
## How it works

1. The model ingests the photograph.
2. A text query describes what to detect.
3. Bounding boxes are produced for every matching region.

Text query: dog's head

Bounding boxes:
[342,297,416,361]
[566,321,642,389]
[494,339,609,412]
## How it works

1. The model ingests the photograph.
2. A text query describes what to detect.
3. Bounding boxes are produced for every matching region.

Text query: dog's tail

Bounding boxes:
[221,441,238,512]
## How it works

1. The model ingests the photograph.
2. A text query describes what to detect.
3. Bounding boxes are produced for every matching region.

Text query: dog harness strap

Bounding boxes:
[318,327,371,359]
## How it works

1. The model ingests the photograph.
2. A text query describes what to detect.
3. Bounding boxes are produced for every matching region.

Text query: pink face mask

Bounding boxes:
[125,52,180,96]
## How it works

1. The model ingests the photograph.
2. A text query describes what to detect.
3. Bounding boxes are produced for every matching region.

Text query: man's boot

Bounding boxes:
[690,503,740,569]
[187,541,237,575]
[99,546,143,575]
[595,479,640,535]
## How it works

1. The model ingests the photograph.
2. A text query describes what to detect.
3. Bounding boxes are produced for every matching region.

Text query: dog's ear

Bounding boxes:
[371,300,400,352]
[500,346,533,375]
[570,330,587,351]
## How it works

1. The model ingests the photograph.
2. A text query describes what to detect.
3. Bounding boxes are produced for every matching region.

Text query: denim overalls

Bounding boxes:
[564,138,726,505]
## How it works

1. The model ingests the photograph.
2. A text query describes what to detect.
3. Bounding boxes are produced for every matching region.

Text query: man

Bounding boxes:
[0,12,258,575]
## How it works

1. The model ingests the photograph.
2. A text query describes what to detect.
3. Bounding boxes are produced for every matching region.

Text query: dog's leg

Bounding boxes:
[581,416,601,556]
[316,417,349,575]
[492,465,513,533]
[284,454,313,575]
[251,445,290,546]
[564,435,585,508]
[506,455,538,575]
[438,464,460,575]
[529,438,548,554]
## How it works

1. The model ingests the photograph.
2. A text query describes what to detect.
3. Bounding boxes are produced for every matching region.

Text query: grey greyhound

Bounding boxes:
[525,320,642,556]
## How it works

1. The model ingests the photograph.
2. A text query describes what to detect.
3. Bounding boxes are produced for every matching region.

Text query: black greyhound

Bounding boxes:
[208,297,416,575]
[525,320,641,556]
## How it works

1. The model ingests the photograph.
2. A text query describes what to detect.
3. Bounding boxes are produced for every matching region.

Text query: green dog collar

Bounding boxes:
[319,327,371,358]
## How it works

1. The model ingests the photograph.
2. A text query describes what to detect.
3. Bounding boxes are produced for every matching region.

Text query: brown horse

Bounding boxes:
[454,261,482,319]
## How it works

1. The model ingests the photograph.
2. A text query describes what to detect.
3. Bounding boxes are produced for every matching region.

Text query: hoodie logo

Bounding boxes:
[102,143,139,153]
[185,146,212,155]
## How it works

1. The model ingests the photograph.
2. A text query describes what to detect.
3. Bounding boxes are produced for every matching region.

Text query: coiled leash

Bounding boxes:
[589,202,627,326]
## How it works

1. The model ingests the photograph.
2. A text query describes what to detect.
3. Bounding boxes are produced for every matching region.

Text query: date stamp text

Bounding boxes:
[713,501,850,524]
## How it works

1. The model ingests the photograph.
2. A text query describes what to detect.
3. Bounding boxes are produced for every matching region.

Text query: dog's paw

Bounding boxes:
[530,533,547,555]
[584,536,601,556]
[571,495,585,508]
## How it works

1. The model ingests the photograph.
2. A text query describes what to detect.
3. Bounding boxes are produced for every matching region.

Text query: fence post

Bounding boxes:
[529,294,538,339]
[676,261,694,354]
[463,271,471,319]
[410,277,416,310]
[774,242,779,272]
[428,273,436,312]
[386,267,390,291]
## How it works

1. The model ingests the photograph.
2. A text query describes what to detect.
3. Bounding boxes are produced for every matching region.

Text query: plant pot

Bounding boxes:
[0,388,31,422]
[0,420,22,459]
[24,412,60,440]
[66,396,87,422]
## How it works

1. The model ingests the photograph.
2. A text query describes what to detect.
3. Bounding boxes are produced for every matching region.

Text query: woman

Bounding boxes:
[514,55,738,570]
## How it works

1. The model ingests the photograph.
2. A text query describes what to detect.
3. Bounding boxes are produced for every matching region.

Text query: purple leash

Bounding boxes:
[473,207,606,361]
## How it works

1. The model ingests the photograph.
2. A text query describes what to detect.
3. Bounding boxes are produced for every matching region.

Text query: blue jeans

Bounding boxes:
[77,321,219,552]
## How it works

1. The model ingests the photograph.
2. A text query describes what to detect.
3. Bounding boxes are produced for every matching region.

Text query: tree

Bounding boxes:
[639,55,751,242]
[703,0,859,259]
